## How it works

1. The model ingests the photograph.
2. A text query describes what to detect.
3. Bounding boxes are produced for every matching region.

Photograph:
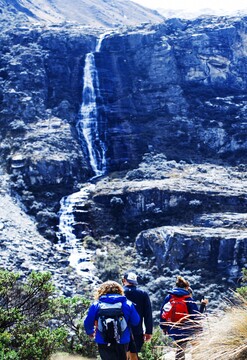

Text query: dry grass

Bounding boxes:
[190,297,247,360]
[51,353,96,360]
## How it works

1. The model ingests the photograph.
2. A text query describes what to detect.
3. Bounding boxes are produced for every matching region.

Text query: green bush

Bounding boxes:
[0,270,97,359]
[139,328,168,360]
[52,296,97,358]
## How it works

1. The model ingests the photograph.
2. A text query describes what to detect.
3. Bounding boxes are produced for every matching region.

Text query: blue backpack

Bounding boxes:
[97,302,128,344]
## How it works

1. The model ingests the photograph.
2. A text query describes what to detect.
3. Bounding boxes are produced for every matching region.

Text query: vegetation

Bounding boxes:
[236,268,247,299]
[190,268,247,360]
[1,268,246,359]
[0,270,97,360]
[139,328,169,360]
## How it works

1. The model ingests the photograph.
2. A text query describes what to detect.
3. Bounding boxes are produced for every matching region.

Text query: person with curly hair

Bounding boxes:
[84,280,140,360]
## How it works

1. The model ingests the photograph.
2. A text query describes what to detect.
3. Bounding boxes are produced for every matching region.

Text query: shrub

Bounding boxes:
[237,268,247,300]
[0,270,97,359]
[139,327,168,360]
[52,296,97,358]
[0,270,66,359]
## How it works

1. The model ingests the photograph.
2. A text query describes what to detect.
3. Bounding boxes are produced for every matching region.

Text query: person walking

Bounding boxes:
[160,275,205,360]
[122,271,153,360]
[84,280,140,360]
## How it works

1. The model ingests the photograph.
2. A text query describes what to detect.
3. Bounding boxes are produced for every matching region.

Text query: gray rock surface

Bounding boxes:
[0,0,164,27]
[97,17,247,168]
[0,11,247,297]
[73,160,246,283]
[0,172,96,296]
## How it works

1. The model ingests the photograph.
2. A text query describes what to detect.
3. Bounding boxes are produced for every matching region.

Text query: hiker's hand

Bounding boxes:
[201,299,209,305]
[144,334,152,341]
[89,332,95,338]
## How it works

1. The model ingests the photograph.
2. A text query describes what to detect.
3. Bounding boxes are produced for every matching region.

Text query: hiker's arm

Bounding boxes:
[84,304,97,336]
[129,303,140,327]
[159,295,170,331]
[187,297,201,321]
[143,292,153,335]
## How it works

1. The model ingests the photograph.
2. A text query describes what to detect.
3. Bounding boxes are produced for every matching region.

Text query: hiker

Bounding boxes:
[160,275,207,360]
[122,271,153,360]
[84,280,140,360]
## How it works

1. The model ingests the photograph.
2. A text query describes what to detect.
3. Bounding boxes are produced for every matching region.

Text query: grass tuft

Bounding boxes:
[191,295,247,360]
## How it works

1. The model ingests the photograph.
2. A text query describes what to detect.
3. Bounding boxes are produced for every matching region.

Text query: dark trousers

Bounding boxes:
[128,333,144,353]
[98,343,128,360]
[175,340,188,360]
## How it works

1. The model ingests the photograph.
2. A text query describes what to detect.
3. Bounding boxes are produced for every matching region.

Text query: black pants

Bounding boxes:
[98,343,128,360]
[175,340,188,360]
[128,334,144,353]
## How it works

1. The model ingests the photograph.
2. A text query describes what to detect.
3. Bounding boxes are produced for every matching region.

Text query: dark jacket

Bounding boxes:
[160,288,200,341]
[84,294,140,344]
[124,285,153,336]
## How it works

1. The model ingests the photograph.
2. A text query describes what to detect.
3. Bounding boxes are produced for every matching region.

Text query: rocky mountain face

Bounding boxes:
[98,17,247,169]
[0,11,246,301]
[0,0,163,27]
[74,157,246,283]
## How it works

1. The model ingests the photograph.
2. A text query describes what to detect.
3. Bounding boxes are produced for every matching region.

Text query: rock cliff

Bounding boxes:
[0,13,246,300]
[98,17,247,168]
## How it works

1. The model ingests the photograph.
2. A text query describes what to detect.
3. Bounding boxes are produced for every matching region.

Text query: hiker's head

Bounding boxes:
[94,281,124,299]
[176,275,190,289]
[122,272,138,286]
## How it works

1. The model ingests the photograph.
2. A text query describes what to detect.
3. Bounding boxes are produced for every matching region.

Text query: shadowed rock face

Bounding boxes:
[136,225,247,278]
[1,17,247,191]
[97,17,247,168]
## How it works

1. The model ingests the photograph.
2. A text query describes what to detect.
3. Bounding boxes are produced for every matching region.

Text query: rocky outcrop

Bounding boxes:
[98,17,247,168]
[68,157,247,284]
[136,223,247,279]
[1,17,247,196]
[88,160,246,237]
[0,26,96,204]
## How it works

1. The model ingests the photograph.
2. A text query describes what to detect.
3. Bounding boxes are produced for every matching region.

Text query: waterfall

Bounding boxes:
[76,33,108,178]
[56,33,110,279]
[57,184,96,278]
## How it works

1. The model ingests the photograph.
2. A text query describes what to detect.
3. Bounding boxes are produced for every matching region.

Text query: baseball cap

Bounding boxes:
[124,272,138,285]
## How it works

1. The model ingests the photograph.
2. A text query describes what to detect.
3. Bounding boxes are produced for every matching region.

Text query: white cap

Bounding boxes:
[124,272,138,285]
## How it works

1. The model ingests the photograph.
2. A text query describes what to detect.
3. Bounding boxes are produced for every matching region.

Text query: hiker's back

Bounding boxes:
[84,281,140,360]
[97,301,127,344]
[161,294,190,323]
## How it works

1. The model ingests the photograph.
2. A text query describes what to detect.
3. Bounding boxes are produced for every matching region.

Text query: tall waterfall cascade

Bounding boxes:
[56,33,110,279]
[76,33,108,178]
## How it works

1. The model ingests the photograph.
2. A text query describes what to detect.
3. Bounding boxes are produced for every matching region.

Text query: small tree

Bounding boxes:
[0,270,98,359]
[0,270,67,359]
[52,295,97,358]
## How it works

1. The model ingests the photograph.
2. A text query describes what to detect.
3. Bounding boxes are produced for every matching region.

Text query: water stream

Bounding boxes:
[56,33,109,278]
[76,33,107,177]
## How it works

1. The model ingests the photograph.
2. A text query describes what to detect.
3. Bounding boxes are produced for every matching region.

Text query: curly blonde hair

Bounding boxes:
[94,281,124,300]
